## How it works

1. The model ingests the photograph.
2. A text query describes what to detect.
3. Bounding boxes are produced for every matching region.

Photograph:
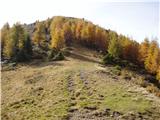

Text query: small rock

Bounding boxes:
[69,101,76,106]
[112,111,121,117]
[71,97,76,100]
[68,107,78,112]
[84,106,97,110]
[124,76,131,80]
[98,94,104,98]
[75,91,81,97]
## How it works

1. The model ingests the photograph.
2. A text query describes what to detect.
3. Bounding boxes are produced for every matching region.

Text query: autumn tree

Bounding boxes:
[85,22,96,48]
[70,21,76,41]
[108,31,121,58]
[1,23,10,59]
[138,38,150,65]
[32,21,46,48]
[3,33,14,59]
[101,30,109,51]
[24,33,33,56]
[44,18,52,33]
[81,22,88,45]
[50,16,66,50]
[95,26,105,51]
[145,40,160,74]
[156,66,160,81]
[120,36,139,63]
[3,23,22,59]
[51,29,64,50]
[75,19,83,42]
[3,23,32,61]
[62,22,73,46]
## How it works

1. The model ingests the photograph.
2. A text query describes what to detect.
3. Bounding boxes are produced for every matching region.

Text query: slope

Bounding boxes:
[1,45,160,120]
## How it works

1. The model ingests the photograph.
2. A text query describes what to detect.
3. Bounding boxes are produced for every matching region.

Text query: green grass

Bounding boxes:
[2,52,159,120]
[98,85,151,113]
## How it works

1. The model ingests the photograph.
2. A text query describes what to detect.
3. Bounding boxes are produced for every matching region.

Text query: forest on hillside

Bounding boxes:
[1,16,160,82]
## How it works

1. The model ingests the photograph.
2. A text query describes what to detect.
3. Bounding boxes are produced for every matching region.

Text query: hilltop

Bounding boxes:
[1,16,160,120]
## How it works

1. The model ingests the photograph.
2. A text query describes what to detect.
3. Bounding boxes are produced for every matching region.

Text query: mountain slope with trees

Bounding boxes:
[1,16,160,80]
[1,45,160,120]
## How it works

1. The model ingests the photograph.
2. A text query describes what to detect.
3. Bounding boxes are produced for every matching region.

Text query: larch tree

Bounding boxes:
[75,20,83,42]
[101,30,109,51]
[145,40,160,74]
[81,23,88,45]
[24,33,33,56]
[62,22,73,46]
[1,23,10,59]
[12,23,28,61]
[32,22,46,48]
[50,16,65,50]
[156,66,160,81]
[95,26,103,50]
[3,23,20,59]
[108,31,121,58]
[138,38,150,65]
[85,22,96,48]
[3,23,32,61]
[50,29,64,50]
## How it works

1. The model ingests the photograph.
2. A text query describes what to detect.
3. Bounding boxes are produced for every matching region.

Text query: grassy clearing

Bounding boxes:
[1,46,160,119]
[102,87,151,113]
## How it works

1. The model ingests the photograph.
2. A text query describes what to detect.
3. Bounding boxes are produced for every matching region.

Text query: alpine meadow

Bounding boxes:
[1,1,160,120]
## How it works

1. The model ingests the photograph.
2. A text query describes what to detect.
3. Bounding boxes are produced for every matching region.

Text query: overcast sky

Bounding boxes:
[0,0,159,43]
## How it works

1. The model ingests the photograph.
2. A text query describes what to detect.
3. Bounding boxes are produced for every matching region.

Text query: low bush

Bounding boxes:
[15,50,31,62]
[47,48,57,60]
[102,54,115,64]
[115,65,121,71]
[137,78,149,88]
[52,51,65,61]
[146,84,160,97]
[47,48,65,61]
[32,46,47,59]
[146,85,158,93]
[61,47,71,56]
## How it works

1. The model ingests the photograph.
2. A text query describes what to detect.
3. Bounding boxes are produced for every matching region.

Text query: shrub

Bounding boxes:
[137,78,149,87]
[2,62,17,71]
[15,50,30,62]
[119,60,129,67]
[47,48,57,60]
[146,84,158,93]
[156,67,160,81]
[111,66,121,76]
[32,46,47,59]
[115,65,121,71]
[61,47,71,56]
[102,54,115,64]
[52,51,65,61]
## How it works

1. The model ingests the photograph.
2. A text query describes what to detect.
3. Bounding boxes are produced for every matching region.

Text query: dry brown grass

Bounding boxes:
[1,46,160,120]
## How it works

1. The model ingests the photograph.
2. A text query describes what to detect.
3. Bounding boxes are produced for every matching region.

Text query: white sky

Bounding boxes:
[0,0,159,44]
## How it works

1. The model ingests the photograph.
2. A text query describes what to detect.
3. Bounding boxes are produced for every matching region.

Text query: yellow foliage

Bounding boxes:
[144,40,160,74]
[156,67,160,80]
[50,29,64,50]
[32,22,46,47]
[138,38,149,64]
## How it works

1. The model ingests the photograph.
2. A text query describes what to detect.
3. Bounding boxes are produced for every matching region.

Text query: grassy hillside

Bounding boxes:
[2,46,160,120]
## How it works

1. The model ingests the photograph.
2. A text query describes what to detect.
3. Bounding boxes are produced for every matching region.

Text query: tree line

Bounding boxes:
[1,23,32,62]
[1,16,160,80]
